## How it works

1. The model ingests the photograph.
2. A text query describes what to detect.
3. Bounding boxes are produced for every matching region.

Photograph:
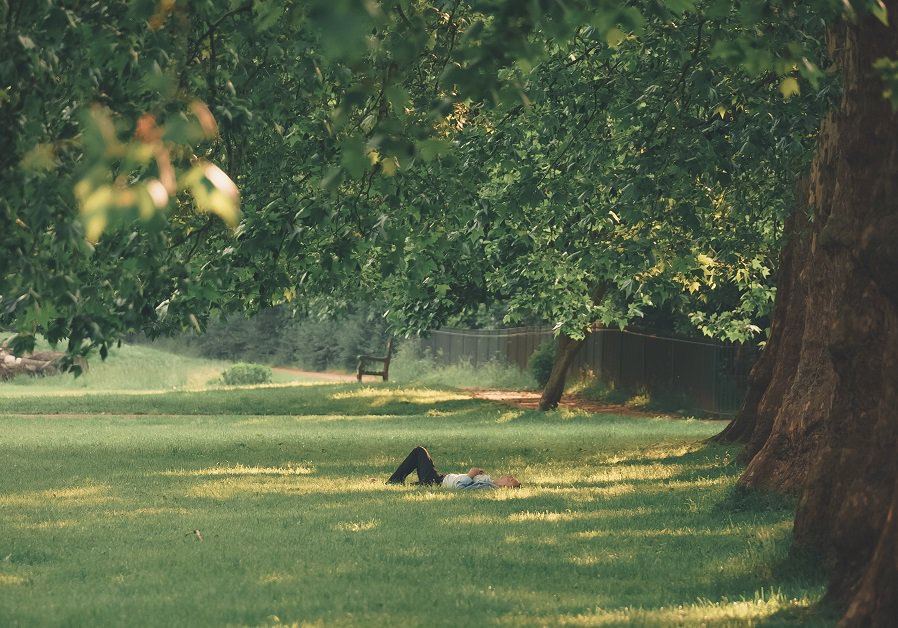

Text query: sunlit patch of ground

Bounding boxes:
[0,575,28,586]
[507,510,597,523]
[156,464,314,478]
[186,476,385,499]
[495,409,525,423]
[107,507,191,519]
[329,387,469,404]
[574,526,740,540]
[0,383,828,626]
[0,484,116,508]
[566,550,632,566]
[498,591,818,626]
[29,519,78,530]
[529,463,686,484]
[260,572,296,585]
[401,490,457,502]
[334,519,378,532]
[503,533,563,547]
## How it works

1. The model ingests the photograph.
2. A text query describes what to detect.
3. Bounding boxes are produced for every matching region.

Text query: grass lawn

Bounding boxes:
[0,381,832,627]
[0,342,340,396]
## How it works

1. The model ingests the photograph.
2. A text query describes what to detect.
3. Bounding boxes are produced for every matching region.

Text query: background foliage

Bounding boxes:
[2,0,834,367]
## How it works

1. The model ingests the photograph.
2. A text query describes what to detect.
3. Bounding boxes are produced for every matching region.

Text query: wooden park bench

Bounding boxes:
[356,338,394,382]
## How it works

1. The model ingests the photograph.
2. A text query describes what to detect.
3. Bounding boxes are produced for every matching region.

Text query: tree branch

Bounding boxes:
[188,1,254,61]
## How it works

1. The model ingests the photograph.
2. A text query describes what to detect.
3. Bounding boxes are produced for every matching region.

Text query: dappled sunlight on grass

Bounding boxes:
[260,572,296,585]
[503,533,562,546]
[508,510,595,523]
[661,475,732,490]
[234,414,411,426]
[566,551,629,566]
[602,444,706,464]
[401,490,457,502]
[0,380,328,398]
[503,591,818,626]
[291,413,408,422]
[107,507,191,519]
[574,525,741,540]
[334,519,378,532]
[186,476,311,499]
[186,475,383,499]
[0,575,28,586]
[156,463,314,478]
[329,387,469,404]
[0,484,116,508]
[442,513,501,525]
[29,519,77,530]
[583,484,639,499]
[495,409,525,423]
[710,521,794,580]
[0,383,827,626]
[529,463,686,484]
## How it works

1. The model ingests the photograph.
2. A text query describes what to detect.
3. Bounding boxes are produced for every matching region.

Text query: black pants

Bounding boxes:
[387,446,445,485]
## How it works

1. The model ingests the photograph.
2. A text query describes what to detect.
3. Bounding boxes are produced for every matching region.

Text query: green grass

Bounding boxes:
[0,382,832,626]
[0,342,333,395]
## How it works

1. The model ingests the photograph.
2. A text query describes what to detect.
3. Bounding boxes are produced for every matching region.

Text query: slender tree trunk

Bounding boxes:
[538,333,587,410]
[538,283,609,411]
[730,8,898,624]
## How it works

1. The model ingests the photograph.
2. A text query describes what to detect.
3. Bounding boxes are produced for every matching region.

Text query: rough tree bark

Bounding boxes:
[713,182,811,453]
[538,283,608,411]
[727,8,898,625]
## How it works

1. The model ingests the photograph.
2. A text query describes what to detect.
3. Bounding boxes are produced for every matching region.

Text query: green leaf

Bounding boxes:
[605,28,627,49]
[340,137,369,179]
[385,85,410,111]
[185,163,241,227]
[664,0,697,16]
[869,0,889,26]
[779,77,800,100]
[416,138,451,161]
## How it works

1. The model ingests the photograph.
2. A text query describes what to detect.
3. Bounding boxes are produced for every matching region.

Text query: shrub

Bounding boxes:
[528,341,556,387]
[220,363,272,386]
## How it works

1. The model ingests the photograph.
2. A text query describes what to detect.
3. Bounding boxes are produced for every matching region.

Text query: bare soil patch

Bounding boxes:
[469,389,665,416]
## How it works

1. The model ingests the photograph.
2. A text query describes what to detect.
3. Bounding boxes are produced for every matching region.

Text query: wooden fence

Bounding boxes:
[418,326,754,416]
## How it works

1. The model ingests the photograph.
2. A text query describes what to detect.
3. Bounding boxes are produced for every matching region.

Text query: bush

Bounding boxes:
[220,363,272,386]
[528,341,556,387]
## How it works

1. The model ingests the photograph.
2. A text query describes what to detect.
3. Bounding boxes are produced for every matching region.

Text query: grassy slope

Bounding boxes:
[0,342,331,396]
[0,380,832,627]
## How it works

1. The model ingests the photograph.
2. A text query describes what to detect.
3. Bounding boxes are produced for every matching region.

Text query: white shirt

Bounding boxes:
[441,473,498,490]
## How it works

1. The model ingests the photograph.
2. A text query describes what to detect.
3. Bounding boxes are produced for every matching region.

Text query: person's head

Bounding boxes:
[495,475,521,488]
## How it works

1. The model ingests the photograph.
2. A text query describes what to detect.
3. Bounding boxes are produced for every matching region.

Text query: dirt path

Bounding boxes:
[469,390,732,423]
[273,369,728,421]
[271,367,358,382]
[469,389,667,416]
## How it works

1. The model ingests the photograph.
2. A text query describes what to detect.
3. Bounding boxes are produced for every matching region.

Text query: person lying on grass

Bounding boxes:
[387,446,521,489]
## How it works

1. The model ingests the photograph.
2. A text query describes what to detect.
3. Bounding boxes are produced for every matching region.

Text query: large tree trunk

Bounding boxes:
[731,8,898,625]
[714,182,811,453]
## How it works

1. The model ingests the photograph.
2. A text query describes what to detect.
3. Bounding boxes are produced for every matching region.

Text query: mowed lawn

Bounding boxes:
[0,384,831,627]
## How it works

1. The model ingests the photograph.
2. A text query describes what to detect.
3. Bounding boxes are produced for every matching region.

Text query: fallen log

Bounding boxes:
[0,347,63,380]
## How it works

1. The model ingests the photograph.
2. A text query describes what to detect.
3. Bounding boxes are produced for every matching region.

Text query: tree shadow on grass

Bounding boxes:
[0,400,831,626]
[0,383,487,417]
